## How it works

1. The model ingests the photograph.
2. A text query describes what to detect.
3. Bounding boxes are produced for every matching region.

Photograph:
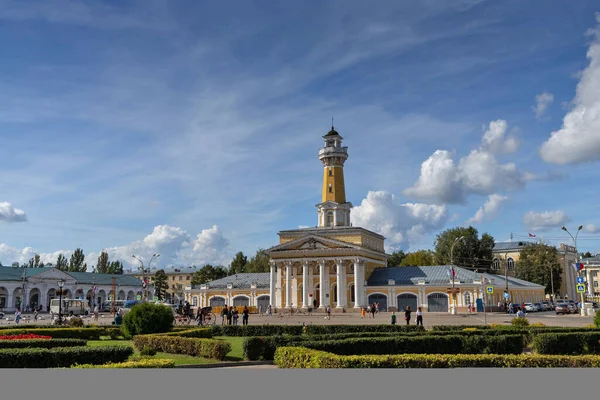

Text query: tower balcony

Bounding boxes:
[318,146,348,160]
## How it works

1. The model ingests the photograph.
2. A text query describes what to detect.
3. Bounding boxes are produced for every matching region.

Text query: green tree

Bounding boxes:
[27,254,43,268]
[387,250,406,267]
[434,226,495,272]
[190,264,228,286]
[96,251,110,274]
[107,261,124,274]
[230,251,248,274]
[55,254,68,271]
[68,248,86,272]
[153,269,169,301]
[246,249,270,273]
[583,251,593,258]
[514,243,562,296]
[400,250,435,266]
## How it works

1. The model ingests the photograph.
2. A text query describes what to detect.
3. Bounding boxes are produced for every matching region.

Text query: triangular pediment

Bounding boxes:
[267,235,362,253]
[27,268,77,284]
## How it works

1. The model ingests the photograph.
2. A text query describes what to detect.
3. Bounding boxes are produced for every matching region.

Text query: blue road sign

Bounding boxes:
[576,284,585,293]
[504,292,509,299]
[577,276,584,284]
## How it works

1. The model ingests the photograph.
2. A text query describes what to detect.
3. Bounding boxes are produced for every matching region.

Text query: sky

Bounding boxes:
[2,0,600,271]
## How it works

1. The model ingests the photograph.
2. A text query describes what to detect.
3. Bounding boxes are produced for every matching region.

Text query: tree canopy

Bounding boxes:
[190,264,228,286]
[153,269,169,301]
[55,254,69,271]
[434,226,495,272]
[68,248,87,272]
[387,250,406,267]
[245,249,270,273]
[229,251,248,274]
[400,250,435,266]
[514,243,562,296]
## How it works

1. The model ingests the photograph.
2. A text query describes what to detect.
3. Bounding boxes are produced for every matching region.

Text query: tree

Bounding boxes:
[55,254,68,271]
[230,251,248,274]
[387,250,406,267]
[400,250,435,266]
[514,244,562,296]
[68,248,86,272]
[583,251,593,258]
[190,264,228,286]
[153,269,169,301]
[96,251,110,274]
[434,226,495,272]
[27,254,43,268]
[107,261,124,274]
[246,249,270,273]
[122,302,173,338]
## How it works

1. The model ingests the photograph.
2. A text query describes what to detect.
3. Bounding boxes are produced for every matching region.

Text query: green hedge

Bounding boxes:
[533,332,600,355]
[274,347,600,368]
[0,338,87,349]
[73,359,175,368]
[0,328,103,340]
[0,346,133,368]
[430,325,492,331]
[158,328,213,339]
[211,324,424,337]
[133,335,230,360]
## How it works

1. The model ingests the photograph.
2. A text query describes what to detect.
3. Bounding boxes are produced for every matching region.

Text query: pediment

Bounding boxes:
[267,235,361,253]
[27,268,77,284]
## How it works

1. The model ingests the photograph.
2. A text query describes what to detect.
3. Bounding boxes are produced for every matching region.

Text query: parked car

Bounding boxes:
[540,301,551,311]
[592,301,599,309]
[566,303,578,313]
[555,303,570,315]
[0,311,4,319]
[509,303,520,313]
[524,303,536,312]
[533,303,543,312]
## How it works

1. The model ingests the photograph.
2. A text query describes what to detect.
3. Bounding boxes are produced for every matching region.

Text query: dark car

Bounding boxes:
[555,303,570,315]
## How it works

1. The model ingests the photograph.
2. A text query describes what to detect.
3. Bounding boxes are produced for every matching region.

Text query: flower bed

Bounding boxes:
[0,334,52,340]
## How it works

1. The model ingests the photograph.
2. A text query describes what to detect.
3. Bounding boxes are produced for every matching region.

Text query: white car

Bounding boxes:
[523,303,536,312]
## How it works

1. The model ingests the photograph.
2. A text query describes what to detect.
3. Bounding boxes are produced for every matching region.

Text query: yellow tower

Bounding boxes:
[317,124,352,227]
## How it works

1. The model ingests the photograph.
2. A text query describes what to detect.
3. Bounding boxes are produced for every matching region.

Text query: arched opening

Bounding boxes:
[493,259,500,270]
[0,287,7,309]
[209,296,226,307]
[464,291,472,307]
[46,289,56,310]
[136,291,143,301]
[63,289,72,299]
[232,296,250,307]
[349,284,355,303]
[28,288,41,310]
[397,293,418,312]
[326,212,334,227]
[86,290,94,308]
[127,290,135,300]
[367,293,388,311]
[507,258,515,270]
[256,295,270,311]
[427,293,449,312]
[97,290,107,308]
[13,287,24,310]
[75,289,84,300]
[332,283,338,305]
[117,290,126,300]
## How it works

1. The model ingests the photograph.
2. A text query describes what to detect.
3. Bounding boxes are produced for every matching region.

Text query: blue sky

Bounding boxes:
[1,0,600,270]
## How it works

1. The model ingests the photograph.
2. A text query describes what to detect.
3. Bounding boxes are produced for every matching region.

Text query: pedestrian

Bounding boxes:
[15,309,21,324]
[259,305,263,316]
[196,308,203,326]
[242,306,249,325]
[34,309,38,321]
[93,305,99,322]
[516,307,525,318]
[267,304,272,316]
[404,306,411,325]
[375,303,379,314]
[416,307,423,326]
[390,311,397,325]
[326,305,331,320]
[371,304,376,319]
[361,306,366,319]
[227,306,233,325]
[221,306,227,325]
[313,299,317,309]
[232,307,239,325]
[508,302,513,315]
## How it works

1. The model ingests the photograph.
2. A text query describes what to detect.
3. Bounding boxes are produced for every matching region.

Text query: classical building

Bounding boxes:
[184,273,270,310]
[581,254,600,298]
[125,266,201,302]
[0,266,143,312]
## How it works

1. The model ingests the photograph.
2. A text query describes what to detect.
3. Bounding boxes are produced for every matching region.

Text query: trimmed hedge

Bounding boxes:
[274,347,600,368]
[211,324,423,337]
[0,346,133,368]
[430,325,492,331]
[73,359,175,369]
[133,335,230,361]
[159,328,213,339]
[533,332,600,355]
[0,328,103,340]
[0,338,87,349]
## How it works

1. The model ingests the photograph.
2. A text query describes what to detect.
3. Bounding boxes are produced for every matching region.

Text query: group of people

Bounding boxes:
[390,306,424,326]
[219,305,250,326]
[360,303,380,319]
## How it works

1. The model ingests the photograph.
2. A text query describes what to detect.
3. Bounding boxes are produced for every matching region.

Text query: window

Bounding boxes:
[350,284,355,303]
[327,212,334,227]
[192,297,198,306]
[328,184,332,193]
[186,276,190,281]
[172,276,175,281]
[507,258,515,270]
[464,291,472,306]
[328,168,332,176]
[493,259,500,270]
[177,284,182,290]
[594,271,598,277]
[178,276,182,281]
[595,281,599,288]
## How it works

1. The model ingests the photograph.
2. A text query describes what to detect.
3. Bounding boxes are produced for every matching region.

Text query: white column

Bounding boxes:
[335,260,346,308]
[269,262,276,308]
[353,260,361,308]
[319,259,326,308]
[285,262,292,308]
[302,261,309,308]
[587,271,593,297]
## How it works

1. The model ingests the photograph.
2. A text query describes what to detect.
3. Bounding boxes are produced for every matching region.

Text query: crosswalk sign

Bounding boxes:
[486,286,494,294]
[576,284,585,293]
[136,295,141,301]
[153,296,158,302]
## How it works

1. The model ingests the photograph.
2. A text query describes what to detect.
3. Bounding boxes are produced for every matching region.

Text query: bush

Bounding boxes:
[133,335,230,361]
[0,346,133,368]
[73,359,175,368]
[274,347,600,368]
[594,310,600,329]
[139,347,157,357]
[122,303,174,338]
[0,338,87,349]
[211,324,423,337]
[511,317,530,328]
[0,328,103,340]
[533,332,600,355]
[67,317,84,328]
[159,328,213,339]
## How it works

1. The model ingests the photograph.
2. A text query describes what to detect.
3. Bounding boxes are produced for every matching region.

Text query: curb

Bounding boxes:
[174,360,275,369]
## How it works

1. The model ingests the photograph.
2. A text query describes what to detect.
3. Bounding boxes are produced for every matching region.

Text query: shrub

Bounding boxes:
[594,310,600,329]
[139,347,157,357]
[0,346,133,368]
[122,303,174,338]
[0,334,52,340]
[533,332,600,355]
[133,334,230,360]
[159,328,213,339]
[0,338,87,349]
[67,317,84,328]
[274,347,600,368]
[530,322,546,328]
[511,317,530,328]
[0,328,103,340]
[73,359,175,368]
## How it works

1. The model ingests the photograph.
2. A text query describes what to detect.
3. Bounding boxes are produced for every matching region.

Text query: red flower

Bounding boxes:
[0,334,52,340]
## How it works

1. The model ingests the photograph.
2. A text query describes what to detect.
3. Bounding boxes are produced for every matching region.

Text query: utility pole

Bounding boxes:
[562,226,586,316]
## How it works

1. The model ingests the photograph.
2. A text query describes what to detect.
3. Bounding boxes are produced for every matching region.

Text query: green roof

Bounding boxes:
[0,266,142,286]
[0,267,52,281]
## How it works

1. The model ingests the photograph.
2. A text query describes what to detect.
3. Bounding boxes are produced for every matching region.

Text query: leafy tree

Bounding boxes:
[387,250,406,267]
[434,226,495,272]
[246,249,270,273]
[514,243,562,296]
[191,264,228,286]
[68,248,86,272]
[122,302,173,338]
[153,269,169,301]
[400,250,435,266]
[107,261,124,274]
[55,254,68,271]
[230,251,248,274]
[96,251,110,274]
[27,254,43,268]
[583,251,593,258]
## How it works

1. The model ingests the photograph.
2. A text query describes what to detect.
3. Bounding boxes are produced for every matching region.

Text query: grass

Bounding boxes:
[87,336,246,365]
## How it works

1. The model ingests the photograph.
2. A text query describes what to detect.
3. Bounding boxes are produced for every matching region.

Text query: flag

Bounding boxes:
[446,266,456,278]
[572,263,585,272]
[528,233,536,237]
[92,286,96,292]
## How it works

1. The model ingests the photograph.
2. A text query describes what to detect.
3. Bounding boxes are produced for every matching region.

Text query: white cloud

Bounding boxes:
[583,224,600,233]
[523,210,570,231]
[351,191,448,251]
[467,194,508,224]
[533,92,554,119]
[480,120,519,154]
[540,16,600,164]
[0,202,28,223]
[0,244,71,266]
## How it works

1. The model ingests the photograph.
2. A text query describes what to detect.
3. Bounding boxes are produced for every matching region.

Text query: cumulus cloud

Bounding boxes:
[0,202,28,223]
[467,194,508,224]
[540,16,600,164]
[351,191,448,251]
[523,210,570,232]
[583,224,600,233]
[0,244,72,266]
[533,92,554,119]
[480,120,519,154]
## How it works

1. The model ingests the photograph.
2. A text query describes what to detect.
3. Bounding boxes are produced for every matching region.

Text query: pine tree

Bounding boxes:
[153,269,169,301]
[107,261,124,274]
[56,254,68,271]
[96,251,110,274]
[68,248,86,272]
[230,251,248,274]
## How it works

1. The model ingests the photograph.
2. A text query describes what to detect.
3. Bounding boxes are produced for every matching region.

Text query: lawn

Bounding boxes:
[87,336,245,365]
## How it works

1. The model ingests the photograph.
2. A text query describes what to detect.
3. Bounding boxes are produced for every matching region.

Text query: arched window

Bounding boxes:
[507,258,515,270]
[332,284,337,303]
[493,259,500,270]
[350,284,355,303]
[464,291,472,306]
[327,212,334,227]
[192,296,198,306]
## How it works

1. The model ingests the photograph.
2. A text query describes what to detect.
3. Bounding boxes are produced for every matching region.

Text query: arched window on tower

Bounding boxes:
[327,212,334,227]
[507,258,515,270]
[328,184,333,193]
[328,167,333,176]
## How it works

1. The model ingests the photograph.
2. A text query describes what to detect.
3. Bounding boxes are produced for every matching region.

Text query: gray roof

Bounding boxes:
[0,266,142,286]
[492,241,535,252]
[367,265,544,288]
[124,266,203,275]
[582,256,600,264]
[197,273,270,289]
[0,267,52,281]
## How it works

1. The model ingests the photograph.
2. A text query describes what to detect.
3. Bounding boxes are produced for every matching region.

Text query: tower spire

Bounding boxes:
[331,116,334,130]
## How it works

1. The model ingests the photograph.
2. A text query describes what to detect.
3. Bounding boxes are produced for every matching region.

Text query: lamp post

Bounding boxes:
[450,236,465,315]
[132,254,160,302]
[561,225,586,316]
[57,279,65,325]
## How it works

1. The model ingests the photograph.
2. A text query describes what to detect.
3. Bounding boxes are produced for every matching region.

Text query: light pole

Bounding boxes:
[132,254,160,302]
[450,236,465,315]
[562,225,586,316]
[57,279,65,325]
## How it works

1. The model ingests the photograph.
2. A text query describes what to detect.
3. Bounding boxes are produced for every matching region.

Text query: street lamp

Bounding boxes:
[562,225,586,316]
[450,236,465,315]
[57,279,65,325]
[132,254,160,302]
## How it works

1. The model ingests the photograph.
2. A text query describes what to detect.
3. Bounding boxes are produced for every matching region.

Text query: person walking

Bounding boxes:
[242,306,249,326]
[221,306,227,325]
[390,311,397,325]
[404,306,412,325]
[93,305,99,322]
[226,306,233,325]
[258,305,263,316]
[371,304,376,319]
[232,307,239,325]
[326,305,331,320]
[361,306,366,319]
[15,309,21,324]
[416,307,423,326]
[267,304,272,316]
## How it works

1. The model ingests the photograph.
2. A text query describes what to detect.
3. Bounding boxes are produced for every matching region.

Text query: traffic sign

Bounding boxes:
[136,295,141,301]
[108,295,114,301]
[486,286,494,294]
[577,276,584,284]
[153,296,158,302]
[576,284,585,293]
[504,292,509,299]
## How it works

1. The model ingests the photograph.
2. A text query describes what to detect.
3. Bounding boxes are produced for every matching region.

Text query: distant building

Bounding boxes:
[125,266,202,303]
